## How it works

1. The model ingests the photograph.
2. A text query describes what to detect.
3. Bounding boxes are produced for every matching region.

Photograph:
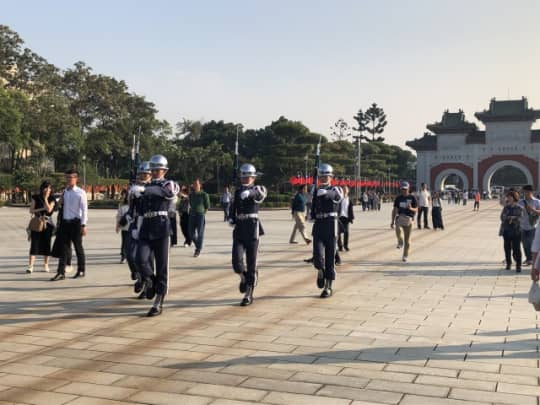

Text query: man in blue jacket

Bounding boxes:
[289,184,311,245]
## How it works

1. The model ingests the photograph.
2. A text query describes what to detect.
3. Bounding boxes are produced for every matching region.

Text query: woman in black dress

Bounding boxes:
[27,181,56,273]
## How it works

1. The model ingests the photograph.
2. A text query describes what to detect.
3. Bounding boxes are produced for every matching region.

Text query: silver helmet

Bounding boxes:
[319,163,334,177]
[137,161,151,174]
[149,154,168,170]
[240,163,257,178]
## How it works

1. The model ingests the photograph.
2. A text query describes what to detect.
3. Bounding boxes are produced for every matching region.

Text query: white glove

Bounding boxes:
[240,190,250,200]
[317,189,328,197]
[129,185,145,198]
[228,218,235,227]
[131,228,139,240]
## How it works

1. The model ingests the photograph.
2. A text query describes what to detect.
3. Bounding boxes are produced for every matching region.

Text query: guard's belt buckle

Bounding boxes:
[143,211,168,218]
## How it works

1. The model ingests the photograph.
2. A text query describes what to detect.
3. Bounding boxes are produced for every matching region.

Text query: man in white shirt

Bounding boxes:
[51,169,88,281]
[417,183,431,229]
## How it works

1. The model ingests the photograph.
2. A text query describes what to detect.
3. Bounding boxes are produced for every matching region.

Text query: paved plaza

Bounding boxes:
[0,201,538,405]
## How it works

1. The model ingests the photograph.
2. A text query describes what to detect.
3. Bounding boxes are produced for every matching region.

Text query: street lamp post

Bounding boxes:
[304,154,308,183]
[352,135,361,202]
[82,155,86,189]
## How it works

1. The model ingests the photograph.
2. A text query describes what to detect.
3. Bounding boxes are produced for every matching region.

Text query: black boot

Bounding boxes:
[145,277,156,300]
[241,286,253,306]
[320,279,333,298]
[238,272,247,293]
[134,274,144,293]
[147,294,164,317]
[72,271,85,279]
[50,273,65,281]
[316,268,324,289]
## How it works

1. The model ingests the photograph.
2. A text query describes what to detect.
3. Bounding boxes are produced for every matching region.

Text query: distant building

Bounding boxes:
[407,97,540,193]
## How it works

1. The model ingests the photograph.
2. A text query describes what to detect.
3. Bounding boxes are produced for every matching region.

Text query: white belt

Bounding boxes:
[237,213,259,220]
[143,211,168,218]
[316,212,337,219]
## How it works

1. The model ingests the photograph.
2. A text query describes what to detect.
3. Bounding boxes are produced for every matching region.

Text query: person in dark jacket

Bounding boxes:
[431,191,444,230]
[337,186,354,251]
[177,185,191,247]
[500,190,524,272]
[289,184,311,244]
[27,180,57,273]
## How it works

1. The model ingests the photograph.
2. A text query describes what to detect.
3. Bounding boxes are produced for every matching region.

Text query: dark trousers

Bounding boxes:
[137,237,169,295]
[522,229,535,262]
[337,217,349,250]
[179,212,191,245]
[57,220,85,275]
[170,213,178,246]
[222,203,230,221]
[417,206,429,228]
[232,238,259,287]
[313,233,337,281]
[503,234,522,268]
[474,201,480,210]
[189,213,205,251]
[431,207,444,229]
[120,230,129,259]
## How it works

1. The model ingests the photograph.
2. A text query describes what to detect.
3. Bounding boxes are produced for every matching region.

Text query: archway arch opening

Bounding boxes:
[433,168,469,192]
[482,160,533,196]
[441,173,464,190]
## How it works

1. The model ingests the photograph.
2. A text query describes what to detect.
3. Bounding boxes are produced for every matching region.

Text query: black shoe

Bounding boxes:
[306,239,312,245]
[338,247,343,252]
[130,271,137,281]
[50,273,65,281]
[72,272,85,279]
[137,290,146,299]
[194,250,200,258]
[425,226,431,229]
[239,273,247,293]
[344,247,349,252]
[516,268,522,273]
[335,260,342,266]
[240,287,253,306]
[304,258,314,263]
[320,288,332,298]
[289,241,299,244]
[316,269,324,289]
[145,278,156,300]
[147,306,162,317]
[505,265,511,270]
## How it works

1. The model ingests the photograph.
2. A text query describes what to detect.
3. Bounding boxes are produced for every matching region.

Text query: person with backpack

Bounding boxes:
[500,190,524,272]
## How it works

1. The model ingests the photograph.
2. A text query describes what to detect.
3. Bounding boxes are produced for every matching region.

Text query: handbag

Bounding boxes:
[29,215,46,232]
[396,214,413,227]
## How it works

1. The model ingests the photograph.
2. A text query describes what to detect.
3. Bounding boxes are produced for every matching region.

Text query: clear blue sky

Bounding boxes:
[4,0,540,148]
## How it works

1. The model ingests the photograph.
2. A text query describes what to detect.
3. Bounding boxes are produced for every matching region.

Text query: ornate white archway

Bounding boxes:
[433,168,470,191]
[482,160,533,194]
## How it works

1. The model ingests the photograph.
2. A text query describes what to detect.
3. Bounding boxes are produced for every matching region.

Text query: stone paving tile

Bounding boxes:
[450,387,537,405]
[262,391,351,405]
[317,385,403,404]
[0,363,61,377]
[170,369,248,386]
[64,397,146,405]
[240,377,321,394]
[128,391,213,405]
[0,387,76,405]
[400,395,490,405]
[0,374,68,391]
[187,383,268,401]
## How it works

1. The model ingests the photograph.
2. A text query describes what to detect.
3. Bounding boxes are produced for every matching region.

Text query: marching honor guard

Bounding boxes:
[228,163,267,306]
[134,154,179,316]
[310,163,343,298]
[127,161,153,299]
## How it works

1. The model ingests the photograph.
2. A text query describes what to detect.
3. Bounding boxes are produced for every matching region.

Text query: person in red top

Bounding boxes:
[473,191,481,211]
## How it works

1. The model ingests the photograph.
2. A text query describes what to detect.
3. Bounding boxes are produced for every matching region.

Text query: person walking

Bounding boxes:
[473,190,481,211]
[115,190,130,264]
[27,180,57,273]
[337,185,354,251]
[519,185,540,266]
[362,191,369,211]
[417,182,431,229]
[188,179,210,257]
[311,163,343,298]
[289,184,311,245]
[391,181,418,262]
[178,185,191,247]
[221,186,232,222]
[500,191,524,272]
[135,154,179,316]
[463,190,468,206]
[228,163,267,306]
[50,169,88,281]
[431,191,444,230]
